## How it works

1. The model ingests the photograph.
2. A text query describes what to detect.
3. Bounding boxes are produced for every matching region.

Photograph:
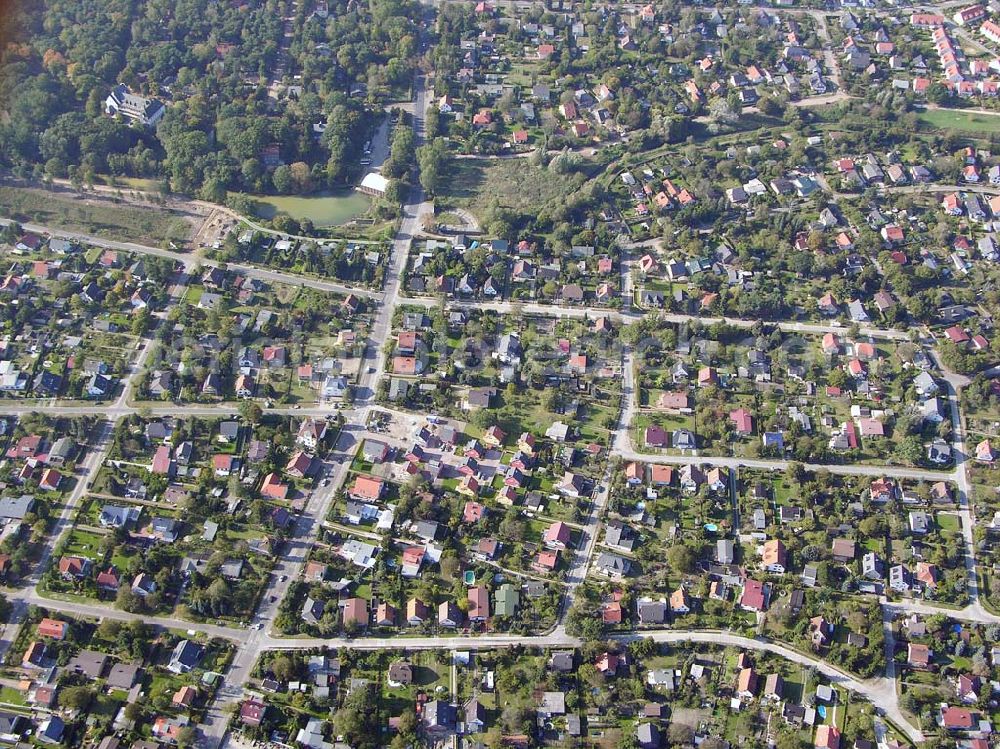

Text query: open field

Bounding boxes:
[0,186,193,246]
[436,158,590,221]
[918,109,1000,134]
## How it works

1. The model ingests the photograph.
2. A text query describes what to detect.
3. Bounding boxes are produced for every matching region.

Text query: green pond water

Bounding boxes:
[250,190,371,227]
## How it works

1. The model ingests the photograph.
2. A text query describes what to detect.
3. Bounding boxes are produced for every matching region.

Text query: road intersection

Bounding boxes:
[0,214,989,749]
[0,80,996,749]
[0,205,992,749]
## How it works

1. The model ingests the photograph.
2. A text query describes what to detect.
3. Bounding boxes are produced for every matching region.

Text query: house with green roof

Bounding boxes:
[494,583,519,617]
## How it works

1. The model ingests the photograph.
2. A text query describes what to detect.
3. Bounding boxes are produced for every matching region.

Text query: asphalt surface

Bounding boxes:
[1,75,997,745]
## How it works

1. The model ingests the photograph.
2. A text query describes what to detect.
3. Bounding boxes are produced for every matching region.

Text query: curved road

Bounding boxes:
[0,218,379,300]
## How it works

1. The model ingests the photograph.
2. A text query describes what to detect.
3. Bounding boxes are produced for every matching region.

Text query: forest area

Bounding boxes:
[0,0,422,201]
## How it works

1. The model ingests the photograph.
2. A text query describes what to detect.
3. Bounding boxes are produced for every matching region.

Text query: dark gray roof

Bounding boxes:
[66,650,108,679]
[107,662,143,690]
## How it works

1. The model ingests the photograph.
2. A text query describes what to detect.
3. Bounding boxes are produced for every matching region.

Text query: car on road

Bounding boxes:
[279,574,287,582]
[368,367,375,373]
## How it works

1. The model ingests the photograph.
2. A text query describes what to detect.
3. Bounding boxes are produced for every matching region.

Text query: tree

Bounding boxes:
[270,654,296,682]
[619,730,640,749]
[124,701,146,723]
[565,600,604,640]
[483,726,504,749]
[668,722,694,746]
[385,179,405,205]
[60,686,94,711]
[439,550,459,580]
[708,98,738,124]
[289,162,312,193]
[789,462,807,485]
[396,709,418,740]
[775,728,806,749]
[131,308,152,336]
[859,516,885,538]
[417,138,449,195]
[272,165,293,194]
[666,544,696,573]
[97,619,122,640]
[200,177,227,204]
[898,435,925,465]
[176,725,198,748]
[758,96,785,117]
[334,682,379,749]
[239,401,263,424]
[116,586,141,612]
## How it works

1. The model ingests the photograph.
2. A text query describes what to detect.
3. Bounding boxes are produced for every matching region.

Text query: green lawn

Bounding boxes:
[148,672,185,704]
[183,284,206,305]
[0,687,26,706]
[64,528,106,561]
[918,109,1000,134]
[435,158,592,222]
[97,175,164,192]
[936,513,961,532]
[111,545,140,571]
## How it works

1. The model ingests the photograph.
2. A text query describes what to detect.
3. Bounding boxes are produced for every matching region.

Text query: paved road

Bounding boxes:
[115,336,157,410]
[398,295,912,341]
[555,345,630,617]
[257,626,921,741]
[613,445,955,482]
[353,74,431,406]
[614,347,637,456]
[203,70,435,749]
[198,446,354,748]
[887,182,1000,197]
[884,598,1000,625]
[0,403,363,418]
[881,601,898,687]
[17,588,243,639]
[32,421,116,581]
[926,348,995,622]
[0,218,378,300]
[0,417,117,663]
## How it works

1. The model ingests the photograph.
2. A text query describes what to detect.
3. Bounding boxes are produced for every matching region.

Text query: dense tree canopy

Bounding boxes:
[0,0,422,198]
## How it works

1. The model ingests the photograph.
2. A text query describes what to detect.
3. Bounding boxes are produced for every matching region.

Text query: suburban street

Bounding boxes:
[0,157,992,748]
[613,445,956,482]
[1,20,999,747]
[398,294,914,341]
[0,194,987,749]
[0,218,379,300]
[353,74,431,406]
